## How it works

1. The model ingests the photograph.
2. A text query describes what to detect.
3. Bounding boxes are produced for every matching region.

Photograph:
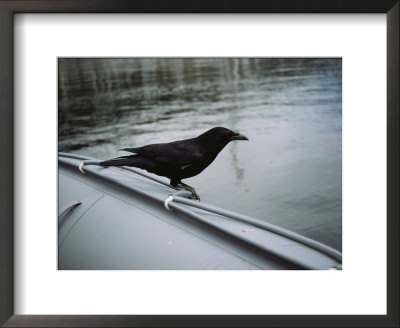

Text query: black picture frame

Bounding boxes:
[0,1,398,327]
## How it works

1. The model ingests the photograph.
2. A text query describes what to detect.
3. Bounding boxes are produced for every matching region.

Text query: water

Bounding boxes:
[58,58,342,252]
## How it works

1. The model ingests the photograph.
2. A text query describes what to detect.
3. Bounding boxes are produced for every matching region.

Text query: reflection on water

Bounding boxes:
[58,58,342,251]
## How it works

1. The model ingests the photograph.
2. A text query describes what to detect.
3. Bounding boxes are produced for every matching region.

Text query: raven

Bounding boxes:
[100,127,248,200]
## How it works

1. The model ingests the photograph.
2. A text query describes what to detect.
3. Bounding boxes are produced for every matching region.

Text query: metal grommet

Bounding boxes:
[78,162,86,174]
[164,195,174,211]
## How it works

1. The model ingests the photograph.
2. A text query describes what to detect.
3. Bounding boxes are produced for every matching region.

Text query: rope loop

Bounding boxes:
[164,195,174,211]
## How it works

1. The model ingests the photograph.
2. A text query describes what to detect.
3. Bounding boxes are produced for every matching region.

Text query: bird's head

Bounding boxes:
[200,127,249,144]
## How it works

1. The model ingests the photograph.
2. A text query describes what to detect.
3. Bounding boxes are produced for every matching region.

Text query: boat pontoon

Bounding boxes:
[58,152,342,270]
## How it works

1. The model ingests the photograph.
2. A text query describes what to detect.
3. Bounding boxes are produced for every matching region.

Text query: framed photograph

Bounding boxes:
[1,1,398,327]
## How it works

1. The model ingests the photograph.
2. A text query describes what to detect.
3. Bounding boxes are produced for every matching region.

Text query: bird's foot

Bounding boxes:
[176,182,201,201]
[190,190,201,201]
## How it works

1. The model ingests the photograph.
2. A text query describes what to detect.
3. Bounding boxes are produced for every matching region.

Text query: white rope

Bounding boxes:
[164,195,174,211]
[78,162,86,174]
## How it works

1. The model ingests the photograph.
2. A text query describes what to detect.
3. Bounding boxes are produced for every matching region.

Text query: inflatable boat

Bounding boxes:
[58,152,342,270]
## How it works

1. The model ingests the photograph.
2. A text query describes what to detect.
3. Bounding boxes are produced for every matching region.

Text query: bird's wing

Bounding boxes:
[132,139,204,166]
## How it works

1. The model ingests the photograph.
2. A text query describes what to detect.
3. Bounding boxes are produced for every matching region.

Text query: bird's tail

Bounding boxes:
[120,147,140,153]
[100,155,138,167]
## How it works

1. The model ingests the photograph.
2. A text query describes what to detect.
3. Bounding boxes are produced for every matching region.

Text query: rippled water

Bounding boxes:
[58,58,342,251]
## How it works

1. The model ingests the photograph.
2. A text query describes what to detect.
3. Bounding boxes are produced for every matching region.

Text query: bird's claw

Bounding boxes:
[191,192,201,201]
[174,182,201,201]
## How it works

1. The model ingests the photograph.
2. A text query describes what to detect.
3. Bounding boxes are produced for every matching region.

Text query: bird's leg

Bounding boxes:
[179,182,201,201]
[170,180,200,201]
[170,180,180,188]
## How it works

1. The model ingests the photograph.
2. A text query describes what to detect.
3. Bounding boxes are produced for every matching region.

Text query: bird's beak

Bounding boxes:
[231,132,249,141]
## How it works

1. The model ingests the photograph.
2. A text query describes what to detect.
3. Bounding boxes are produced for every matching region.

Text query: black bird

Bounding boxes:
[100,127,248,200]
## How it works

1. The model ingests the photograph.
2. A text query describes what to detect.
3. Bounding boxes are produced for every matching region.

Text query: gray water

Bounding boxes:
[58,58,342,251]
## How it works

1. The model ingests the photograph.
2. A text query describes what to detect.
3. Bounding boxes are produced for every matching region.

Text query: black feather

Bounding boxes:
[100,127,248,200]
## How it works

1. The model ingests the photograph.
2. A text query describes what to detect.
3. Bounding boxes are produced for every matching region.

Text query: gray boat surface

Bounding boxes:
[58,152,342,270]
